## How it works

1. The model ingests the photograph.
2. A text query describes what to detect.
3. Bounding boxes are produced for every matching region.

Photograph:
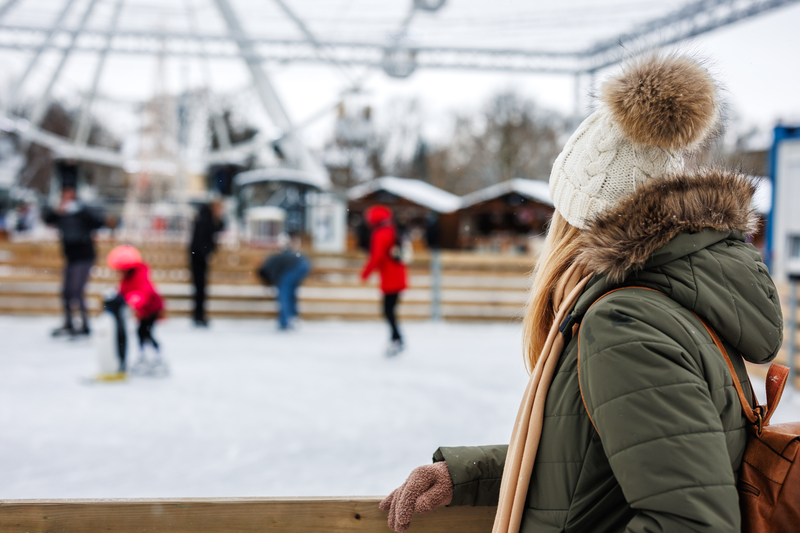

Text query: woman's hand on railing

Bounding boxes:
[379,461,454,532]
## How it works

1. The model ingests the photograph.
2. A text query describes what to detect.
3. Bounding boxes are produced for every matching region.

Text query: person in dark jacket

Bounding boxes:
[189,198,224,327]
[257,235,310,330]
[361,205,408,356]
[43,186,107,336]
[379,54,783,533]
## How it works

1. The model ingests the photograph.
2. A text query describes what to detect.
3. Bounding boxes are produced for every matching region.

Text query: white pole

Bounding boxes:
[788,277,798,396]
[430,249,441,322]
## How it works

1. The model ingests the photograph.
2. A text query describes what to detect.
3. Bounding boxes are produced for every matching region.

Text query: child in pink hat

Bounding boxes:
[107,245,165,372]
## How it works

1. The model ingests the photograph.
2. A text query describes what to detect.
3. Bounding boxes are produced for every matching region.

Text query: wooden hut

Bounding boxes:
[347,177,461,250]
[457,178,554,254]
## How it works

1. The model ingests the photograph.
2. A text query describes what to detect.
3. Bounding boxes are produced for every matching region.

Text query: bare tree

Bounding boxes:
[322,91,567,194]
[426,91,567,195]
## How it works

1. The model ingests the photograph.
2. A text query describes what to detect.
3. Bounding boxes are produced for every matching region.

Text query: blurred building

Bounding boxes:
[457,179,553,254]
[347,176,461,250]
[323,104,378,190]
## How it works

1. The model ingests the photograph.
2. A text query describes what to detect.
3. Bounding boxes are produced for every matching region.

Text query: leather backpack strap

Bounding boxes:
[687,312,760,427]
[690,313,791,432]
[762,364,789,427]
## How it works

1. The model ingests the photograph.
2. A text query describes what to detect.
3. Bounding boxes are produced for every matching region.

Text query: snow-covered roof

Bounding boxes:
[348,176,462,214]
[460,178,552,209]
[235,167,328,190]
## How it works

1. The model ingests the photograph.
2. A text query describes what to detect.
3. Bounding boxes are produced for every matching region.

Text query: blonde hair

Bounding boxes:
[523,211,584,373]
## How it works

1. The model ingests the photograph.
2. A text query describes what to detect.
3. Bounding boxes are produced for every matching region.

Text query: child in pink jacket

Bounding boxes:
[107,245,164,360]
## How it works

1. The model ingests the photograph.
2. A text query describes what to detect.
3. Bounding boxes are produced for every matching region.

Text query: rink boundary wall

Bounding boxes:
[0,497,496,532]
[0,241,534,321]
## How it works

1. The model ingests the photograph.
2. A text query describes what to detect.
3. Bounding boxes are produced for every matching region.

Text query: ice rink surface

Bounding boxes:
[0,316,529,499]
[1,315,796,499]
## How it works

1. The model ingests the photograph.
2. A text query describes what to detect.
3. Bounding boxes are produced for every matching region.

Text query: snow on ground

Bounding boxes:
[1,315,797,500]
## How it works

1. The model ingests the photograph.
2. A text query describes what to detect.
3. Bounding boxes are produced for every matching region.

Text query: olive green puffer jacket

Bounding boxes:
[434,171,783,533]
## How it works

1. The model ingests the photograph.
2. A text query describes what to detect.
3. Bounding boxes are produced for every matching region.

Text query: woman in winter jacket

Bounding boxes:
[361,205,408,355]
[379,54,783,533]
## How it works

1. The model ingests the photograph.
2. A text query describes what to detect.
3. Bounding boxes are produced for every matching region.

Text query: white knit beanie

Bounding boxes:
[550,54,720,229]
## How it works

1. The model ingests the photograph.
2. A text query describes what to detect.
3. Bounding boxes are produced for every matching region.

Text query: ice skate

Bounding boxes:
[127,355,149,376]
[385,339,404,357]
[51,324,74,337]
[146,353,170,378]
[71,324,91,337]
[129,346,169,378]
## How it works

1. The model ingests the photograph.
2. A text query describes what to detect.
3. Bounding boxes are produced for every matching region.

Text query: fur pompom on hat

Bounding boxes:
[550,53,720,229]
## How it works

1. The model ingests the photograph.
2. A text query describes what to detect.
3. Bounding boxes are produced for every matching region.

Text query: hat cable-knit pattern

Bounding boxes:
[550,109,684,229]
[549,54,715,229]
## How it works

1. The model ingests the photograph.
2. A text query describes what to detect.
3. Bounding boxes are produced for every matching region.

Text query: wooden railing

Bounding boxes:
[0,497,496,532]
[0,240,534,321]
[0,239,796,383]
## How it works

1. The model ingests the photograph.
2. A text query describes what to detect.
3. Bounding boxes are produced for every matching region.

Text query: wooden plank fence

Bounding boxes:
[0,497,496,533]
[0,240,533,321]
[0,239,797,385]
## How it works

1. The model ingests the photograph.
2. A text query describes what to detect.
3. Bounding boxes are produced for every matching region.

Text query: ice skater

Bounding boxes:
[360,205,407,356]
[257,234,310,330]
[106,245,166,375]
[189,197,225,327]
[43,185,111,337]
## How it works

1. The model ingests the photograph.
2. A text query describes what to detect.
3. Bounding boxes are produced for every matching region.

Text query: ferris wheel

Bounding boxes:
[0,0,795,194]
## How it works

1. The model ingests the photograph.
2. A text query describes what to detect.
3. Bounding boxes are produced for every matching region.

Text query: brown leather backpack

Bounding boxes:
[696,316,800,532]
[578,287,800,532]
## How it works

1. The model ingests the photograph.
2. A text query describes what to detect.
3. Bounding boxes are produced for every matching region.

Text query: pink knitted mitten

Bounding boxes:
[379,461,454,533]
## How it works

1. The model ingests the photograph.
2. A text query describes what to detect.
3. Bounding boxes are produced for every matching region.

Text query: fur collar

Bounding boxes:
[575,169,760,282]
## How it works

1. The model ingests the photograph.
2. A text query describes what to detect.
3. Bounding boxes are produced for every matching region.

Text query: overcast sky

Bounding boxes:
[270,1,800,150]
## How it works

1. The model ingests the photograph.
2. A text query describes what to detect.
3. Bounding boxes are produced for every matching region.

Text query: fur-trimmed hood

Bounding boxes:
[575,169,760,282]
[570,168,782,365]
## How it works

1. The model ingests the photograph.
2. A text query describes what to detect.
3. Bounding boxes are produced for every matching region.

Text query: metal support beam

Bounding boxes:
[0,25,582,73]
[4,0,79,112]
[583,0,800,72]
[73,0,125,147]
[184,0,230,151]
[0,0,795,78]
[29,0,100,128]
[0,39,581,74]
[270,0,358,84]
[211,0,328,188]
[1,0,797,178]
[0,0,20,21]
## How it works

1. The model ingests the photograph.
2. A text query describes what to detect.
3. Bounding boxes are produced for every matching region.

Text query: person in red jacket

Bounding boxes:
[360,205,408,356]
[107,245,165,367]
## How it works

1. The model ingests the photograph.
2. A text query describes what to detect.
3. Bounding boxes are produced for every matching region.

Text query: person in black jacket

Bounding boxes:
[43,186,107,337]
[189,198,224,327]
